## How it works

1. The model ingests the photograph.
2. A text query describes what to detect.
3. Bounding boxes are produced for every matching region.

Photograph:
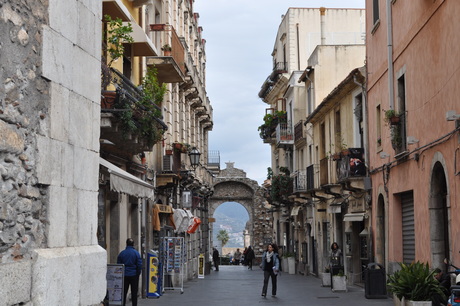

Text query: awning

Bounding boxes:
[125,22,158,56]
[100,157,154,198]
[291,206,301,216]
[102,0,131,21]
[343,213,366,222]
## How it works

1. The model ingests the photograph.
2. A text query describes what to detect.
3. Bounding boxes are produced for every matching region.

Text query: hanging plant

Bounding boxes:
[270,167,293,203]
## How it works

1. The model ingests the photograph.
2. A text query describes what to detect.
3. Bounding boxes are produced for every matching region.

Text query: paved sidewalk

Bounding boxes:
[134,265,394,306]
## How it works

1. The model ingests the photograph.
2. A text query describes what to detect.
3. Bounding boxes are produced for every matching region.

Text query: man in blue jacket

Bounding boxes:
[117,238,142,306]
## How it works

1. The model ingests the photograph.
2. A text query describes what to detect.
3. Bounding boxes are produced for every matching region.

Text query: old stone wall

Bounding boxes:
[0,1,106,305]
[210,163,273,261]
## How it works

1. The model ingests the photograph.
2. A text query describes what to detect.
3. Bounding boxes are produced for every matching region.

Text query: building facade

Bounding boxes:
[0,0,213,304]
[258,7,366,279]
[366,0,460,274]
[99,0,214,298]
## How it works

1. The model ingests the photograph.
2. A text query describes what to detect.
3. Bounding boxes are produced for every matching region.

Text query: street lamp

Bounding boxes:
[188,147,201,170]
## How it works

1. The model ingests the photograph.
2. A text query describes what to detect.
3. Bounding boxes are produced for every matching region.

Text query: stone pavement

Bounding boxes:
[134,265,394,306]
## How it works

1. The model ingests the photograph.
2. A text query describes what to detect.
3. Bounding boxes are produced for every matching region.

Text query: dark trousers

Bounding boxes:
[248,259,253,269]
[214,260,219,271]
[123,275,139,306]
[262,270,277,295]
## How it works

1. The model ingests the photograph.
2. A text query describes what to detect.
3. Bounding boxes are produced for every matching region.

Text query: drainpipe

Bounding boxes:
[320,7,326,45]
[386,0,394,110]
[296,23,300,70]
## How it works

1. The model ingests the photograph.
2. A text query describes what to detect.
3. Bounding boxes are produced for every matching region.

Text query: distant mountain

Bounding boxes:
[212,202,249,248]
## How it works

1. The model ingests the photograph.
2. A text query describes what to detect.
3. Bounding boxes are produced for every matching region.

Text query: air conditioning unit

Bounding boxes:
[163,155,173,172]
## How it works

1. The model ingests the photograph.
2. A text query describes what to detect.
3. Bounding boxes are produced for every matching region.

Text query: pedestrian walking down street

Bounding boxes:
[260,243,280,297]
[246,246,255,270]
[117,238,142,306]
[212,247,220,271]
[242,247,248,266]
[233,248,242,265]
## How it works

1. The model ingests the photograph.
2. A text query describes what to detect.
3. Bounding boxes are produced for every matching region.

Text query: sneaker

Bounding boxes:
[261,293,266,297]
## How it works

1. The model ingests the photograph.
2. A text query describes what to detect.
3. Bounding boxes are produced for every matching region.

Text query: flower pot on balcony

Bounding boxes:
[165,149,173,155]
[150,24,166,31]
[101,91,117,109]
[390,116,400,125]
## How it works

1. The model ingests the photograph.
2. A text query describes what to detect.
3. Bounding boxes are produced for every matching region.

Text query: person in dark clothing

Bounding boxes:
[246,246,255,270]
[117,238,142,306]
[260,244,280,297]
[212,247,220,271]
[433,268,450,306]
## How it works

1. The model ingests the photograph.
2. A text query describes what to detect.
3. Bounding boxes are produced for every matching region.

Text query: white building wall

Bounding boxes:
[32,1,107,305]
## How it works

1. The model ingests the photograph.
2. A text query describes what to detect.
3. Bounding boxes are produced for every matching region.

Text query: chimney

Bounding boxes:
[320,7,326,45]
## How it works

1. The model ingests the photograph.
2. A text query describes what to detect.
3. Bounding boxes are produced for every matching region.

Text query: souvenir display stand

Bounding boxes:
[160,237,185,294]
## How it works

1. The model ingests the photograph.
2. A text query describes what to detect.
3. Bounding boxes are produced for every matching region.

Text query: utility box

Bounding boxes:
[364,263,387,299]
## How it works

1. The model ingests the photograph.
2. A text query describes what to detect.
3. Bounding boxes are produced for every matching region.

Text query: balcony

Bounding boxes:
[276,122,294,148]
[258,62,287,100]
[270,62,287,82]
[147,24,185,83]
[293,169,307,193]
[100,68,167,156]
[336,148,367,182]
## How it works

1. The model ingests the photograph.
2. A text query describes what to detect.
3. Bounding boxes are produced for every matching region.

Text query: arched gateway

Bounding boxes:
[209,162,272,258]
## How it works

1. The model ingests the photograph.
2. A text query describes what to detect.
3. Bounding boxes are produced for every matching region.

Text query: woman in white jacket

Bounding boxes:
[260,243,280,297]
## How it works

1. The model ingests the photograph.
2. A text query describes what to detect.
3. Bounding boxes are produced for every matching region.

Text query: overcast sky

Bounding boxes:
[194,0,365,185]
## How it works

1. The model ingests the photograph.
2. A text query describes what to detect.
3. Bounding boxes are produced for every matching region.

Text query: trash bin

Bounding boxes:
[364,263,387,299]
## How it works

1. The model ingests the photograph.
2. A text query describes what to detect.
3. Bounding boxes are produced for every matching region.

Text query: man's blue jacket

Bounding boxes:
[117,246,142,277]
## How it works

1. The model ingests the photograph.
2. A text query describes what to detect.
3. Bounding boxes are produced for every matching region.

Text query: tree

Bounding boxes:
[217,229,229,248]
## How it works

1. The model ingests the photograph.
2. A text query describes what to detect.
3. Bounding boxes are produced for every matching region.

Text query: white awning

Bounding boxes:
[103,0,131,21]
[291,206,301,216]
[125,22,158,56]
[343,213,366,222]
[100,157,154,198]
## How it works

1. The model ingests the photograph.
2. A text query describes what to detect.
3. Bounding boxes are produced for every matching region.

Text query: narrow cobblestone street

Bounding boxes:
[136,265,394,306]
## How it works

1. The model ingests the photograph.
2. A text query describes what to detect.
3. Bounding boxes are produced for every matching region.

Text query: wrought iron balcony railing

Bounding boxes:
[293,169,307,193]
[276,122,294,147]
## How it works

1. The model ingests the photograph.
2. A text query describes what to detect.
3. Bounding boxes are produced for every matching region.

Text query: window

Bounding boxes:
[373,0,380,25]
[397,74,407,152]
[376,105,382,148]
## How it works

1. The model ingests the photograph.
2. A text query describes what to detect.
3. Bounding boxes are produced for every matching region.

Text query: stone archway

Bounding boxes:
[209,162,271,258]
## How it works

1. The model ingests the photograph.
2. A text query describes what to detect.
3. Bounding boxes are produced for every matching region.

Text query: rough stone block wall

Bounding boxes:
[0,1,106,305]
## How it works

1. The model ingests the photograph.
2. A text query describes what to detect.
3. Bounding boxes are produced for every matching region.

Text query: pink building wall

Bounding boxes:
[366,0,460,271]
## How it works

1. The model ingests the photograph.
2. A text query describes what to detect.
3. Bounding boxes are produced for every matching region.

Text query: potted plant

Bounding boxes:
[281,252,295,275]
[162,44,172,56]
[387,261,445,306]
[321,267,331,287]
[332,269,347,292]
[384,109,401,125]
